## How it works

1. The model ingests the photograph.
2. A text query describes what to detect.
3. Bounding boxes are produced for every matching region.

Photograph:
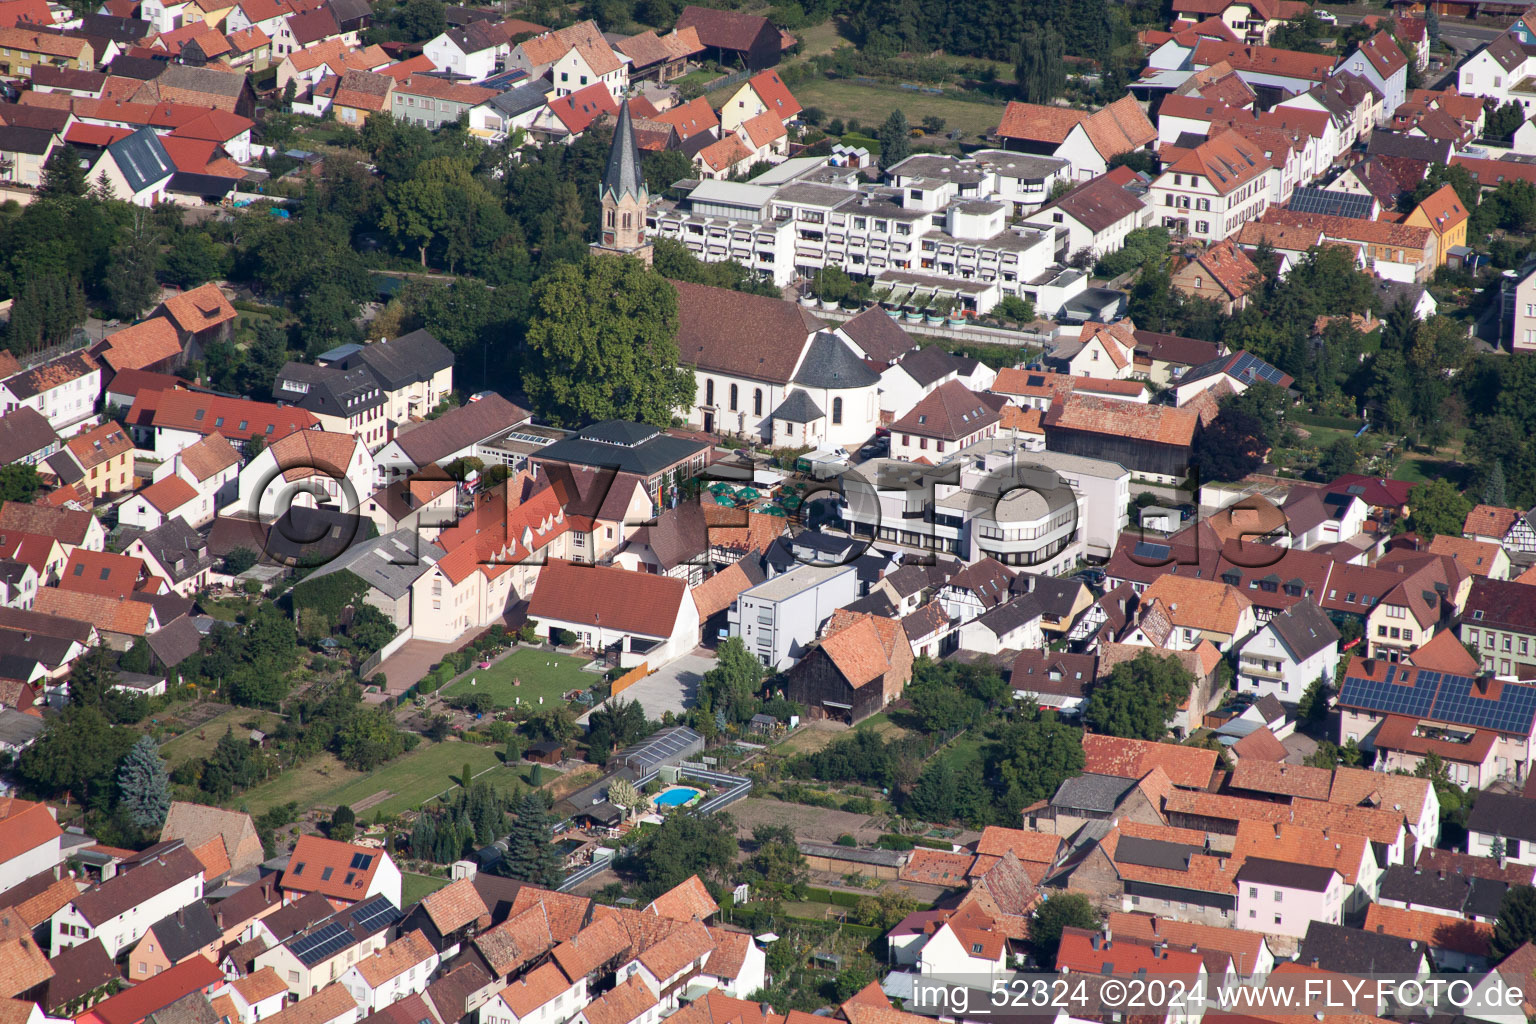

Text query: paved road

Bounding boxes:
[1334,8,1507,56]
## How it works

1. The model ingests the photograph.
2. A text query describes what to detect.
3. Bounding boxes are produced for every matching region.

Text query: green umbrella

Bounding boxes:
[782,495,802,511]
[737,487,760,501]
[709,482,733,495]
[762,506,787,517]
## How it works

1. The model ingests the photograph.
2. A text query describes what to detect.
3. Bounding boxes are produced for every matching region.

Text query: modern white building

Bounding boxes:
[729,563,859,670]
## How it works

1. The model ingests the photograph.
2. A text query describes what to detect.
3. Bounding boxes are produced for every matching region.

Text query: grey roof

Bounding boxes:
[146,992,219,1024]
[1112,834,1201,870]
[0,707,44,747]
[798,842,905,867]
[147,615,203,669]
[272,361,385,417]
[1366,131,1452,165]
[1377,863,1506,916]
[484,82,547,119]
[895,345,961,387]
[157,63,248,98]
[147,901,224,961]
[300,530,443,600]
[602,100,645,204]
[107,127,174,193]
[618,725,703,771]
[535,422,710,478]
[393,393,529,466]
[263,506,365,569]
[1050,772,1136,813]
[973,593,1043,638]
[167,172,238,196]
[769,389,823,423]
[1235,857,1337,891]
[1264,598,1339,661]
[793,333,880,389]
[1468,792,1536,844]
[0,126,56,156]
[130,517,214,584]
[839,307,916,364]
[344,330,454,392]
[1297,921,1426,974]
[0,407,57,464]
[77,14,151,43]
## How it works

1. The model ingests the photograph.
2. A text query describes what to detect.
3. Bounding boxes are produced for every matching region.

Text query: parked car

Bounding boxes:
[1316,9,1336,22]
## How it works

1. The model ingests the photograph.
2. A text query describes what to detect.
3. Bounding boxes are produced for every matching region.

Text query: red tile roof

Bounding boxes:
[159,282,235,334]
[136,475,199,516]
[58,550,145,599]
[280,835,386,902]
[527,561,687,639]
[996,101,1089,144]
[746,68,799,121]
[1081,734,1217,789]
[545,81,616,134]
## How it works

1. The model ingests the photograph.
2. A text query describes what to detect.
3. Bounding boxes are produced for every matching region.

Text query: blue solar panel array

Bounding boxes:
[289,922,352,967]
[1288,186,1376,220]
[350,895,402,935]
[1227,351,1290,387]
[1133,541,1170,562]
[1338,668,1536,734]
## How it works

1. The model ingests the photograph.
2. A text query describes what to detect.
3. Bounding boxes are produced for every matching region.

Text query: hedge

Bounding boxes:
[1290,412,1364,432]
[804,887,864,908]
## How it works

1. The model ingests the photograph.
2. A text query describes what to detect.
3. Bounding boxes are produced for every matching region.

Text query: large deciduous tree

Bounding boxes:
[1084,650,1194,740]
[521,255,695,427]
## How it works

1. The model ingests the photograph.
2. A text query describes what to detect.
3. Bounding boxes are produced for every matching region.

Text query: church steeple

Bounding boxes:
[592,100,653,264]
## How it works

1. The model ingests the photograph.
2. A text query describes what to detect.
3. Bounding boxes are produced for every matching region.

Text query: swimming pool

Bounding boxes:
[654,785,704,808]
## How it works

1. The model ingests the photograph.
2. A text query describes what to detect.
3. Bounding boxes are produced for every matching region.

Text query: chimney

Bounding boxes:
[1376,925,1384,933]
[216,910,223,930]
[1311,958,1320,969]
[1151,918,1160,937]
[177,907,184,926]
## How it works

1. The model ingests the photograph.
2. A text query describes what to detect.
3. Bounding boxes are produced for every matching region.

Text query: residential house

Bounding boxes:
[127,902,223,981]
[398,877,487,959]
[1363,903,1493,972]
[120,517,218,598]
[1260,207,1437,282]
[1336,32,1409,123]
[87,126,174,206]
[0,409,59,471]
[534,81,616,142]
[1297,919,1430,975]
[74,956,223,1024]
[52,841,205,957]
[888,381,1002,462]
[53,421,133,500]
[1427,534,1509,580]
[0,502,106,554]
[1169,238,1261,313]
[280,836,401,909]
[614,27,700,84]
[325,330,453,431]
[339,930,439,1014]
[0,125,58,188]
[1234,859,1343,938]
[92,319,184,380]
[0,351,102,435]
[271,362,386,449]
[1105,911,1274,979]
[0,798,62,894]
[154,283,237,362]
[1468,792,1536,867]
[1464,504,1536,553]
[549,38,627,100]
[119,476,207,531]
[0,26,93,72]
[1403,183,1469,267]
[1081,733,1219,789]
[527,560,700,669]
[478,963,583,1024]
[1148,132,1277,245]
[1021,169,1153,261]
[1461,577,1536,678]
[372,394,529,484]
[390,74,494,130]
[150,433,241,515]
[57,550,147,600]
[160,802,264,878]
[256,986,358,1024]
[329,70,392,126]
[232,429,375,520]
[1235,598,1339,703]
[994,96,1157,180]
[1041,393,1201,483]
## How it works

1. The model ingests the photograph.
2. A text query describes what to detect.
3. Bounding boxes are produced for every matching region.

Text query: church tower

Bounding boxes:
[591,100,652,264]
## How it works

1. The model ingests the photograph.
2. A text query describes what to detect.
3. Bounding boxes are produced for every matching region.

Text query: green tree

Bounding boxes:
[642,149,694,196]
[1317,435,1359,479]
[521,256,695,427]
[7,272,86,355]
[907,759,957,822]
[1014,21,1066,102]
[1297,675,1332,723]
[221,547,259,576]
[621,811,736,898]
[1494,885,1536,959]
[1193,406,1270,484]
[1407,478,1471,540]
[39,145,87,198]
[201,726,259,799]
[1084,651,1193,740]
[496,793,563,886]
[876,109,912,170]
[116,735,171,829]
[119,637,152,674]
[161,231,230,289]
[337,707,407,770]
[1485,460,1509,508]
[105,210,162,320]
[991,705,1086,819]
[0,464,41,503]
[1029,892,1100,961]
[698,637,766,724]
[744,824,808,899]
[18,705,134,809]
[68,644,119,710]
[348,604,397,656]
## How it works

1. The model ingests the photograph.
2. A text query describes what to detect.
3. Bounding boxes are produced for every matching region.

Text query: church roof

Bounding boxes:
[602,99,645,203]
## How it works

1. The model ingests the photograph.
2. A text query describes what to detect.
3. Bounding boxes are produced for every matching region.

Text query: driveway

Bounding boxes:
[579,649,714,724]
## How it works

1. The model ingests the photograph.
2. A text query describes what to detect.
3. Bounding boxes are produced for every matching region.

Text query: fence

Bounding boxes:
[609,662,648,696]
[360,628,413,679]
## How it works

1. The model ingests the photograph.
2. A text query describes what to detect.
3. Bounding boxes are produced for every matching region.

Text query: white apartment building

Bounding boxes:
[648,152,1079,315]
[1148,131,1278,244]
[729,563,859,670]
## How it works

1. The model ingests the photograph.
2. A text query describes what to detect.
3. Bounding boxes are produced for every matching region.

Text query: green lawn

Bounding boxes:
[237,740,554,818]
[787,77,1008,141]
[159,709,281,766]
[440,648,596,710]
[402,873,449,907]
[937,736,984,772]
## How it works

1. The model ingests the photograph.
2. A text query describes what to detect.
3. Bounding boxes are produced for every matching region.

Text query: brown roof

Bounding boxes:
[34,588,152,635]
[4,351,98,401]
[1106,912,1267,975]
[1081,734,1217,789]
[70,842,203,926]
[995,101,1088,144]
[353,930,435,987]
[65,421,133,471]
[176,433,239,483]
[1141,574,1251,635]
[580,975,657,1024]
[527,561,687,639]
[1081,95,1156,159]
[1043,393,1200,447]
[420,876,488,936]
[1038,173,1146,232]
[0,503,94,547]
[1231,727,1288,762]
[332,70,392,112]
[1167,132,1271,197]
[674,5,778,53]
[898,848,975,886]
[96,317,182,373]
[137,475,200,515]
[0,924,51,998]
[1425,534,1503,577]
[818,615,895,688]
[280,835,386,901]
[1412,182,1469,234]
[636,918,713,979]
[550,915,631,980]
[1229,760,1333,800]
[1260,207,1434,252]
[690,561,757,624]
[1176,238,1260,299]
[230,968,287,1006]
[697,134,752,173]
[159,283,235,334]
[891,379,1000,441]
[972,827,1062,871]
[495,962,570,1018]
[1465,503,1519,539]
[1192,40,1335,82]
[263,985,357,1024]
[646,875,716,923]
[652,96,717,141]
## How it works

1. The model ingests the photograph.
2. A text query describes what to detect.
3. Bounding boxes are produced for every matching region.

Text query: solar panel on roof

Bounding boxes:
[350,895,402,934]
[288,921,350,965]
[1133,542,1170,561]
[1288,185,1375,220]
